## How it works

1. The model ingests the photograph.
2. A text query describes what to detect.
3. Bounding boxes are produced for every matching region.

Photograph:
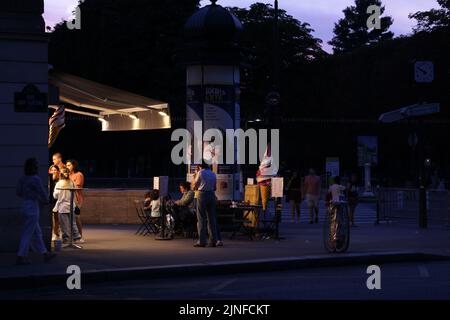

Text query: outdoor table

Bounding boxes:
[228,204,262,239]
[56,187,84,249]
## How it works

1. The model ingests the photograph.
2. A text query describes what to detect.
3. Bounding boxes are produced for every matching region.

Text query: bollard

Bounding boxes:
[419,185,427,229]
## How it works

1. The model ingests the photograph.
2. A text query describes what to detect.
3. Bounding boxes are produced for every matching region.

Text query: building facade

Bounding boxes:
[0,0,50,251]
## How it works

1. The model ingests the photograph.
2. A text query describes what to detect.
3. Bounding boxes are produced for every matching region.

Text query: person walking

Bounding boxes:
[16,158,56,265]
[303,168,321,224]
[346,174,359,227]
[67,159,85,243]
[192,163,219,247]
[286,171,302,223]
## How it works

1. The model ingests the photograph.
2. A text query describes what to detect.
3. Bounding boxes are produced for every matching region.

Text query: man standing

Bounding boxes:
[192,163,218,247]
[303,168,321,224]
[49,152,65,173]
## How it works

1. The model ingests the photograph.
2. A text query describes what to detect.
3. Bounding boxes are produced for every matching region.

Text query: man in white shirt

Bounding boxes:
[192,163,219,247]
[328,176,346,203]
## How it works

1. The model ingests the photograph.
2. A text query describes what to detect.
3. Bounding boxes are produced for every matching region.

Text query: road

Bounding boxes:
[1,261,449,300]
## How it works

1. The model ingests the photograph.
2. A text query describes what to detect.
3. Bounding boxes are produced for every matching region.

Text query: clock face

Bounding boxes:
[414,61,434,83]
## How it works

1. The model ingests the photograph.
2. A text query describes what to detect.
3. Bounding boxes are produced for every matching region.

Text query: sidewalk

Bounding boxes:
[0,222,449,289]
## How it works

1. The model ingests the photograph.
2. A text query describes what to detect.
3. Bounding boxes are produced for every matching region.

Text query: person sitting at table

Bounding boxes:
[143,191,153,217]
[143,189,161,225]
[53,168,81,243]
[173,182,195,232]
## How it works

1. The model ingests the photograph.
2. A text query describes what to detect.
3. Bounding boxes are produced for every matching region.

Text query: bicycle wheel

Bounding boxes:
[323,206,336,253]
[334,204,350,253]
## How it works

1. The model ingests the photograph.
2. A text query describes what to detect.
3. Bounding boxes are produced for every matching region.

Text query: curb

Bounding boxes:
[1,251,449,290]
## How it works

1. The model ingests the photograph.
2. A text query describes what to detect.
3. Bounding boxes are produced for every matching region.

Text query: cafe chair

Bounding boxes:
[134,200,159,236]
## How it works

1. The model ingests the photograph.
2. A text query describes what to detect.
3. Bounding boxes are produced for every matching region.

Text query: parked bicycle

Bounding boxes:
[323,180,350,253]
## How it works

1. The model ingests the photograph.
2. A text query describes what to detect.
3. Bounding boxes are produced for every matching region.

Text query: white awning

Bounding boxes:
[49,71,171,131]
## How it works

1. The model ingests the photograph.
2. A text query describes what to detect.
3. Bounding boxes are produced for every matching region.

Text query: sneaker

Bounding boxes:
[75,238,86,244]
[193,242,206,247]
[315,217,319,223]
[216,240,223,247]
[43,252,57,263]
[16,256,31,265]
[309,221,313,224]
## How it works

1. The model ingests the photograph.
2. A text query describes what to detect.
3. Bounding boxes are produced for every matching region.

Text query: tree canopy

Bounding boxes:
[329,0,393,54]
[229,3,326,119]
[409,0,450,32]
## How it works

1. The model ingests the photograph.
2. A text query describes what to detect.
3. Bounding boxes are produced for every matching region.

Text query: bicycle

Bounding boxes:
[323,199,350,253]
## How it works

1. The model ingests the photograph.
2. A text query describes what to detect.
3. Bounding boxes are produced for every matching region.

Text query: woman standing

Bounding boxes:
[286,171,302,223]
[67,159,85,243]
[16,158,56,265]
[49,165,60,240]
[53,168,81,243]
[347,174,359,227]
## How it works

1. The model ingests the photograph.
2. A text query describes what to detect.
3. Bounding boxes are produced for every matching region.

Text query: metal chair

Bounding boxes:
[134,200,158,236]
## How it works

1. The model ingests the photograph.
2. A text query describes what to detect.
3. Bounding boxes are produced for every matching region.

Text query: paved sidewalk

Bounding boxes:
[0,222,449,288]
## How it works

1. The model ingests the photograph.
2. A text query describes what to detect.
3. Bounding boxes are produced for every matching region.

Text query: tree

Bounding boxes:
[409,0,450,33]
[228,3,326,118]
[329,0,393,54]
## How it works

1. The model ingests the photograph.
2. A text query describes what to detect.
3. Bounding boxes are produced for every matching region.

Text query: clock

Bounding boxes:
[414,61,434,83]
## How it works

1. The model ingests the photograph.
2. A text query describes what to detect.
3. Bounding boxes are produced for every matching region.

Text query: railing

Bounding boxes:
[377,187,450,227]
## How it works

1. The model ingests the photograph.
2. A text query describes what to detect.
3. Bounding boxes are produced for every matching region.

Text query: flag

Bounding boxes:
[48,106,65,148]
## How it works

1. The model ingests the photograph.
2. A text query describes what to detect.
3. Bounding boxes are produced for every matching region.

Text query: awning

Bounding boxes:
[48,71,171,131]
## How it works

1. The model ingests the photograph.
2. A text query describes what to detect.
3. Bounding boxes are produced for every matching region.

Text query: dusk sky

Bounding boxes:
[43,0,441,52]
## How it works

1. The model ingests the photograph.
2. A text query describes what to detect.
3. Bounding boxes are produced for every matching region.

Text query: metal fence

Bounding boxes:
[377,188,450,227]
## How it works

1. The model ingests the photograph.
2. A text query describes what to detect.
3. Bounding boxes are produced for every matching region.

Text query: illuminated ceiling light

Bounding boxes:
[255,118,262,122]
[158,110,169,117]
[129,113,138,120]
[98,117,107,123]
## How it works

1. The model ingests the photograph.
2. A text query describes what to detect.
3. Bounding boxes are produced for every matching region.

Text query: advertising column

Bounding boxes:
[186,65,242,200]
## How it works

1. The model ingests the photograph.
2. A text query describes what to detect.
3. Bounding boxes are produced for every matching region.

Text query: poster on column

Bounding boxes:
[216,174,234,201]
[186,85,203,165]
[203,85,236,177]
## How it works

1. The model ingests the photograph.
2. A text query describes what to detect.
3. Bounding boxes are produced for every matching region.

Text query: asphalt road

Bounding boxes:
[1,261,449,300]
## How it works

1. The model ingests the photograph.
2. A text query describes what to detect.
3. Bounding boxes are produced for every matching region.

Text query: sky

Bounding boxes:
[43,0,441,52]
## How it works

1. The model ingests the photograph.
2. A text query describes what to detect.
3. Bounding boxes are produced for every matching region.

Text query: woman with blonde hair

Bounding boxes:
[53,167,81,243]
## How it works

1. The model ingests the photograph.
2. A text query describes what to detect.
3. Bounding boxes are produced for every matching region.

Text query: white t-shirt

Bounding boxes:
[150,199,161,217]
[53,180,77,213]
[328,184,346,202]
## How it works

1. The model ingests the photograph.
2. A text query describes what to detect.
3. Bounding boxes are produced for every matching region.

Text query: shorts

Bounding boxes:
[305,194,319,209]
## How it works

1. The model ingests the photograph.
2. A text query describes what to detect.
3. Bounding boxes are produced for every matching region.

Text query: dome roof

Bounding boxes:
[184,0,243,43]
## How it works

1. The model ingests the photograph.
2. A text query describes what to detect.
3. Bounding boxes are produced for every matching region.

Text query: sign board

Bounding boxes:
[14,84,47,113]
[153,176,169,197]
[379,103,440,123]
[357,136,378,166]
[216,174,233,201]
[404,103,440,117]
[247,178,254,185]
[271,177,284,198]
[326,157,340,179]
